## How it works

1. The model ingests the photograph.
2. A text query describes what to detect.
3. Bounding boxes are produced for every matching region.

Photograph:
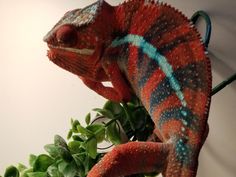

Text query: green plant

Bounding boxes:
[2,98,155,177]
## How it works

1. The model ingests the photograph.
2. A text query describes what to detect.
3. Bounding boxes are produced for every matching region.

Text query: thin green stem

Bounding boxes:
[85,117,120,144]
[191,10,212,48]
[104,117,120,127]
[121,102,136,131]
[211,73,236,96]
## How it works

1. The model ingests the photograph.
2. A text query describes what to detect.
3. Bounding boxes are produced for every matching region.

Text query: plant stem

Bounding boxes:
[104,117,120,127]
[191,10,212,48]
[122,102,136,131]
[85,117,120,143]
[211,73,236,96]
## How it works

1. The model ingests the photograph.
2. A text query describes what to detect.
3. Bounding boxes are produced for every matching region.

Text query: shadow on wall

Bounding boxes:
[197,5,236,176]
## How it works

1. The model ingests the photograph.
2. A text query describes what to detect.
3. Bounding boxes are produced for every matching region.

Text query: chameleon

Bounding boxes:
[43,0,212,176]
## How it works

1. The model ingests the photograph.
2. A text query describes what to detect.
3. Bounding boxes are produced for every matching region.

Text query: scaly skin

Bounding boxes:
[44,0,212,176]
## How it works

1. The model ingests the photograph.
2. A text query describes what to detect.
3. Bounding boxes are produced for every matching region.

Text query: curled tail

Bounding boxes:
[87,141,201,177]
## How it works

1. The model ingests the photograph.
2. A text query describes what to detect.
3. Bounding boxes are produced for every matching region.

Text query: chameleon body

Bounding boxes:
[44,0,212,176]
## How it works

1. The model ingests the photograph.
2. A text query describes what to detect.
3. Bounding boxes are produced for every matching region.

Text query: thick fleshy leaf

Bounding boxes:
[85,113,91,125]
[17,163,27,172]
[33,154,54,172]
[93,108,114,119]
[54,135,68,149]
[103,101,124,115]
[58,161,77,177]
[20,168,33,177]
[83,156,98,175]
[67,129,73,140]
[44,144,61,158]
[29,154,37,167]
[72,153,87,176]
[4,166,19,177]
[76,125,93,137]
[72,135,84,142]
[58,147,73,163]
[68,141,83,154]
[47,165,63,177]
[27,172,47,177]
[72,154,84,168]
[106,122,122,145]
[71,120,80,133]
[86,138,97,159]
[86,124,105,143]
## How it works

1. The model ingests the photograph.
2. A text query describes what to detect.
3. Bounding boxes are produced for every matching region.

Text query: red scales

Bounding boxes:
[44,0,212,176]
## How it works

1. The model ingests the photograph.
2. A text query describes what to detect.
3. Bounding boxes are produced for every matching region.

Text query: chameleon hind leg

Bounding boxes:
[87,142,170,177]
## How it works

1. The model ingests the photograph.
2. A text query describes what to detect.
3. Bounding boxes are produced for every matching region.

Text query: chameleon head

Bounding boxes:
[43,1,106,77]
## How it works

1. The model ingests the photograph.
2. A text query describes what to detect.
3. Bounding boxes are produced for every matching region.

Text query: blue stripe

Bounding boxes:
[158,107,199,131]
[111,34,187,107]
[175,138,192,164]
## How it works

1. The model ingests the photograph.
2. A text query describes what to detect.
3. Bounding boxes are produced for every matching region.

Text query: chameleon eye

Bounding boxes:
[56,25,77,46]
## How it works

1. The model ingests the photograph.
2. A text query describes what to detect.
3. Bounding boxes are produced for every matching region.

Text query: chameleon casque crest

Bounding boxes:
[44,0,212,176]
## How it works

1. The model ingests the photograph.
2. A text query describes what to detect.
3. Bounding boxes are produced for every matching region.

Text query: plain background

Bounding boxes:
[0,0,235,176]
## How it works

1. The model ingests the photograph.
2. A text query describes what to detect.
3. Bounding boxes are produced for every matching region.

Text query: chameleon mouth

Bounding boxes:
[48,45,95,56]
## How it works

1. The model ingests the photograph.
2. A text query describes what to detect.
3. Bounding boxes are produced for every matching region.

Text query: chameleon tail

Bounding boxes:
[162,144,199,177]
[87,142,170,177]
[87,140,205,177]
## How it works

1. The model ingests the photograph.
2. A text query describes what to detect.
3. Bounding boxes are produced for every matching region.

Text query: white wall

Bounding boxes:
[0,0,235,176]
[0,0,107,173]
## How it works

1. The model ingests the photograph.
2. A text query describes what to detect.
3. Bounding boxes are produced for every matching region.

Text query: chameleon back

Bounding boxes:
[110,0,212,175]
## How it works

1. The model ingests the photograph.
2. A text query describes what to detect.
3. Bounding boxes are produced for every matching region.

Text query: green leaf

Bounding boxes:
[70,118,74,127]
[29,154,37,167]
[17,163,27,173]
[4,166,19,177]
[57,147,73,163]
[20,168,33,177]
[86,138,97,159]
[72,154,85,168]
[103,101,124,115]
[58,162,77,177]
[122,103,136,131]
[76,125,93,137]
[27,172,47,177]
[106,122,122,145]
[72,135,84,142]
[72,120,80,133]
[47,165,63,177]
[33,154,54,172]
[72,154,85,177]
[83,156,98,175]
[68,141,83,154]
[57,161,67,174]
[93,108,114,119]
[86,124,105,143]
[54,135,68,149]
[85,113,91,125]
[67,129,73,140]
[44,144,60,158]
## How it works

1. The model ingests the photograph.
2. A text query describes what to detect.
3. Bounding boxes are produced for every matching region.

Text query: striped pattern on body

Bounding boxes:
[45,0,212,176]
[111,1,212,170]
